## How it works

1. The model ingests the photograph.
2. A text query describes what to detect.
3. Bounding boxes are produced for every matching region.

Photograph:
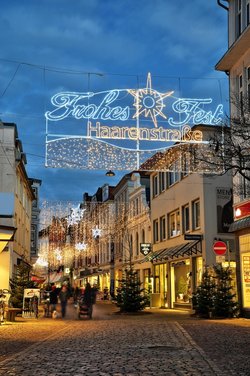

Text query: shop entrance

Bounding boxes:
[171,260,191,308]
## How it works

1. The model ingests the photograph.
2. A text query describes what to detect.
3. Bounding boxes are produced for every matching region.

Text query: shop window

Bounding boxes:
[153,219,159,243]
[192,200,200,230]
[182,204,190,233]
[168,210,180,238]
[160,215,166,241]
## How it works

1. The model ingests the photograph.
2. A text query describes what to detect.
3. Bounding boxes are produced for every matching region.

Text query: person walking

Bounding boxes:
[49,285,58,317]
[83,282,95,318]
[59,285,69,319]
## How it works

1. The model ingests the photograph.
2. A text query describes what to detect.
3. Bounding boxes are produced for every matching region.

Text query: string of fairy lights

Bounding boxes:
[35,198,150,274]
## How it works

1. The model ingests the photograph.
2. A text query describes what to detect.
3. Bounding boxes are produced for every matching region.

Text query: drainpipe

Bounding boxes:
[217,0,229,11]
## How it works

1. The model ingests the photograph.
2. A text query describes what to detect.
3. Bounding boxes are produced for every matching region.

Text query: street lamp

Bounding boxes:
[0,225,16,253]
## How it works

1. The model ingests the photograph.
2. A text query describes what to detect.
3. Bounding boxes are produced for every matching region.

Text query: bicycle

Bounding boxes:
[0,289,11,325]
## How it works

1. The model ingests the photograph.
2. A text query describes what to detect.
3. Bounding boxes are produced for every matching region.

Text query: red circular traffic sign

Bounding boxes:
[213,241,227,255]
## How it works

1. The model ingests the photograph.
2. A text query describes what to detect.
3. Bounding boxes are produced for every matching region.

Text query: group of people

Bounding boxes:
[48,282,95,318]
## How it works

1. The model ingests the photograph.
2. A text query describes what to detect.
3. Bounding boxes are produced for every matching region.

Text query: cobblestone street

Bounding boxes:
[0,302,250,375]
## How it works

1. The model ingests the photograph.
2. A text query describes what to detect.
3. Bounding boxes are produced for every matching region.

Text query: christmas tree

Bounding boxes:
[9,262,34,308]
[192,267,216,318]
[116,268,149,313]
[213,264,239,318]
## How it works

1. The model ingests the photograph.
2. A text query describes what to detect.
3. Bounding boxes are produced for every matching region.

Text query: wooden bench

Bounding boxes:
[5,307,22,322]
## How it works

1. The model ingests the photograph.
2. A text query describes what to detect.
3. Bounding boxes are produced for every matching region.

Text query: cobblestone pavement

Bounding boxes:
[0,302,249,375]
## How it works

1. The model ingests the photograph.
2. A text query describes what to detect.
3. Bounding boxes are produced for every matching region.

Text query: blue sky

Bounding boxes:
[0,0,229,202]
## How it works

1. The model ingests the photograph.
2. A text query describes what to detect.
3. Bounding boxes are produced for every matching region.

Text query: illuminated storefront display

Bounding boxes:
[45,73,224,171]
[240,235,250,309]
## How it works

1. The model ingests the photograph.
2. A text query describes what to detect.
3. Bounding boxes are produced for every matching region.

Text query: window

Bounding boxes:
[153,174,159,197]
[182,204,190,233]
[167,160,180,187]
[238,74,243,115]
[192,200,200,229]
[237,0,242,36]
[153,219,159,243]
[160,215,166,241]
[136,232,139,256]
[247,2,250,25]
[168,210,180,238]
[141,229,145,243]
[247,66,250,111]
[159,172,166,192]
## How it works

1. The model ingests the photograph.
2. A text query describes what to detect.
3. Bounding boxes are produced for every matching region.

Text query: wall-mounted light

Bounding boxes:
[105,170,115,177]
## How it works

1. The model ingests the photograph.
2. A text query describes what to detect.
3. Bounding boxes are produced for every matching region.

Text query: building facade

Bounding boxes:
[0,122,34,289]
[216,0,250,316]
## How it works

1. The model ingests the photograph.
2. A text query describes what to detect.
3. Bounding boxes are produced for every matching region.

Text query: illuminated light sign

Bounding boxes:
[234,201,250,219]
[45,73,224,170]
[87,122,202,142]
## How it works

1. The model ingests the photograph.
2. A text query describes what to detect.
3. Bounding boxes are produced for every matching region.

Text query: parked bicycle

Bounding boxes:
[0,289,11,325]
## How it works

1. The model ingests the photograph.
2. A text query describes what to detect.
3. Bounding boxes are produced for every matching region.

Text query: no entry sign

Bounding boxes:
[213,241,227,256]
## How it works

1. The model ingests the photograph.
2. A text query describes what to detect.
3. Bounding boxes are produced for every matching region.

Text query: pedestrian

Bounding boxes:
[83,282,93,306]
[49,285,58,316]
[59,285,69,318]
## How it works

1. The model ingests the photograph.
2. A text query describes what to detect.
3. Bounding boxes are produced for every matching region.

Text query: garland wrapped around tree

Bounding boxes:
[116,268,149,313]
[9,261,34,308]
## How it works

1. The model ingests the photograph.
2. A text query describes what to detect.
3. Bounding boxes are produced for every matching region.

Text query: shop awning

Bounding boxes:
[139,248,166,264]
[229,217,250,232]
[155,240,201,262]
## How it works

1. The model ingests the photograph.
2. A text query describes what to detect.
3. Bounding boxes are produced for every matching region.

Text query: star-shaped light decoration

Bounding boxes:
[75,242,87,252]
[92,226,102,239]
[127,72,174,128]
[67,205,85,226]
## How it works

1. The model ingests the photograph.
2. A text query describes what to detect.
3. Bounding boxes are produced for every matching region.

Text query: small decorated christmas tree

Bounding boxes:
[213,264,239,318]
[116,268,149,312]
[9,262,34,308]
[192,266,216,318]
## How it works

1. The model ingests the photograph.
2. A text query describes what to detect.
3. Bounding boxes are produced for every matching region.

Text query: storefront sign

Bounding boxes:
[140,243,152,256]
[234,201,250,220]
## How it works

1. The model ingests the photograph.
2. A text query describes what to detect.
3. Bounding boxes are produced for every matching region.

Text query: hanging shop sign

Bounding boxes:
[45,73,224,170]
[140,243,152,256]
